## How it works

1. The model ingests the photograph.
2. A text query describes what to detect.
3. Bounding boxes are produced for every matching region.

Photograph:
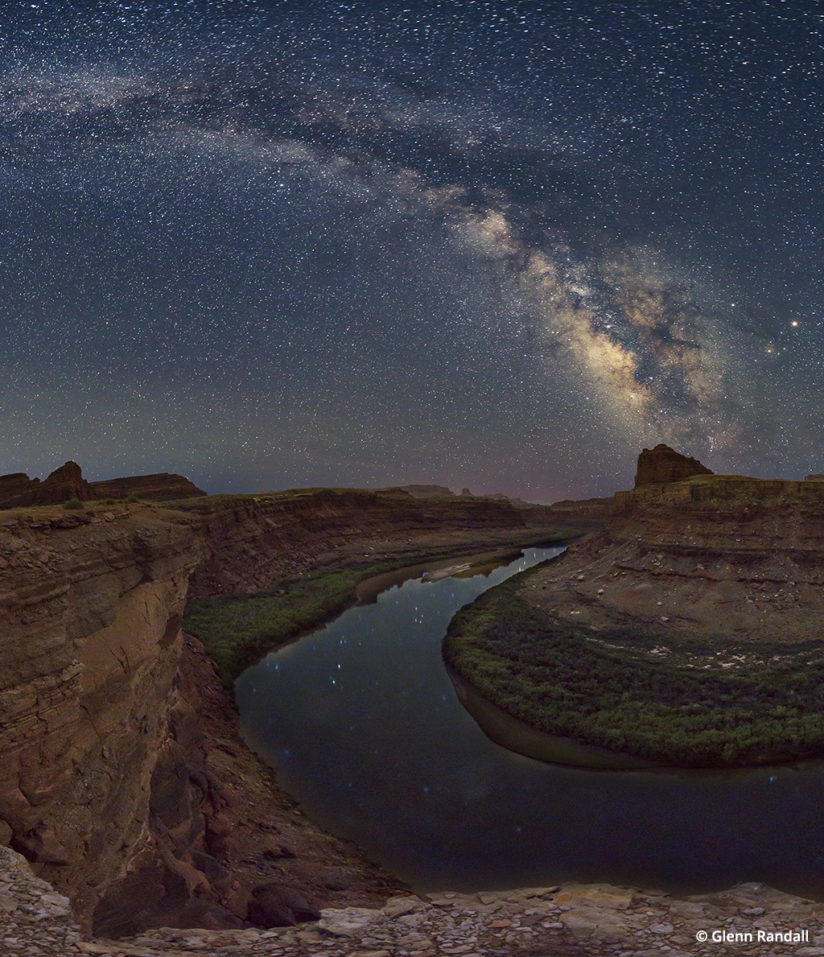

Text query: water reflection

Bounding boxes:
[236,547,824,897]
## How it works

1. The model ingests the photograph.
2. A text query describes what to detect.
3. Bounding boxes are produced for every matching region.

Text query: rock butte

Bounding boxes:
[0,461,206,509]
[634,443,713,486]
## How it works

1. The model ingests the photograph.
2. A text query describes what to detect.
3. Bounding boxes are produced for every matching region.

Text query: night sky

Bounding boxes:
[2,0,822,501]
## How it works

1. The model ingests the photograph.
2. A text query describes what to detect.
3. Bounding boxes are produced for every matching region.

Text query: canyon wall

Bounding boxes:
[186,488,587,597]
[0,508,206,930]
[529,473,824,647]
[0,490,579,934]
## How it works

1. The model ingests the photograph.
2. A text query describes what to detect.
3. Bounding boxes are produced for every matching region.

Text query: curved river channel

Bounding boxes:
[236,547,824,898]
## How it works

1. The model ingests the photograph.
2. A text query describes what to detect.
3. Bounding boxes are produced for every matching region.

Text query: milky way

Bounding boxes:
[1,0,822,499]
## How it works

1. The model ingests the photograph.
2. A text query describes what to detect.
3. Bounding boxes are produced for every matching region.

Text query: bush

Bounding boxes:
[62,498,84,510]
[443,571,824,767]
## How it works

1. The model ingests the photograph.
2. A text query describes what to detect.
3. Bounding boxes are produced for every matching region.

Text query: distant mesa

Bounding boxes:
[805,474,824,482]
[380,484,456,499]
[90,473,206,502]
[634,443,713,487]
[0,462,206,510]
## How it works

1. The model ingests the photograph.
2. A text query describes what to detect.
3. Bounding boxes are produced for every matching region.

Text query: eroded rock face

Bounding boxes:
[33,460,93,505]
[0,462,205,509]
[0,461,94,508]
[528,475,824,648]
[0,472,40,510]
[634,444,713,486]
[90,473,206,501]
[187,488,574,598]
[1,490,571,935]
[0,509,203,929]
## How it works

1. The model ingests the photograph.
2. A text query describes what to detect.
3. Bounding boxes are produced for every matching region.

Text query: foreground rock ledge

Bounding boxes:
[3,846,823,957]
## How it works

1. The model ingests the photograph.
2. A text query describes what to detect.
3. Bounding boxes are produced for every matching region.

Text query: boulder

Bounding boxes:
[247,883,321,927]
[634,444,713,487]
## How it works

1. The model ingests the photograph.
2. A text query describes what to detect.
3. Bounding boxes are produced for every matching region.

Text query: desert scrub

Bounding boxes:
[186,537,582,689]
[184,567,374,687]
[443,572,824,768]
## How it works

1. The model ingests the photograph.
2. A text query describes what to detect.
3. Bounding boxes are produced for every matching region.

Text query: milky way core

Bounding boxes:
[2,1,822,499]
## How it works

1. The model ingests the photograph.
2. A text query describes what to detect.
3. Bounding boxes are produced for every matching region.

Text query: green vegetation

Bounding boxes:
[443,568,824,767]
[184,566,377,687]
[62,498,84,510]
[185,535,581,689]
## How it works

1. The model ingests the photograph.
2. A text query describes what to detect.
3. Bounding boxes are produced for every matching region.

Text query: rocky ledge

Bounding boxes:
[3,844,823,957]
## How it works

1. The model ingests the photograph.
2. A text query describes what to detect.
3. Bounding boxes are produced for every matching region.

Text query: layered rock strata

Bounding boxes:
[449,472,824,765]
[0,490,579,936]
[187,488,590,598]
[0,461,94,509]
[0,463,205,510]
[0,508,204,930]
[634,443,713,486]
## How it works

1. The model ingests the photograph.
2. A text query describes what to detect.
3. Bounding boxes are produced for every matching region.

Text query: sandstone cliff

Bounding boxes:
[634,443,713,486]
[0,490,576,935]
[90,472,206,502]
[0,462,205,510]
[186,488,577,598]
[0,461,94,509]
[0,507,205,930]
[547,474,824,644]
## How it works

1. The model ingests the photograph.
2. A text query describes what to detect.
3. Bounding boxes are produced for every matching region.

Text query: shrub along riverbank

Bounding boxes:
[443,565,824,768]
[184,535,580,687]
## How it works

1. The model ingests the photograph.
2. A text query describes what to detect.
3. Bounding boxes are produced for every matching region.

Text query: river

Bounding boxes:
[236,546,824,897]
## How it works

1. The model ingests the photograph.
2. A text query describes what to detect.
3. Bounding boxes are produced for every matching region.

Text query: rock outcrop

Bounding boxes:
[0,473,38,510]
[3,845,824,957]
[0,461,94,509]
[90,473,206,501]
[0,508,205,930]
[0,463,205,510]
[34,460,94,505]
[634,443,713,486]
[379,484,456,498]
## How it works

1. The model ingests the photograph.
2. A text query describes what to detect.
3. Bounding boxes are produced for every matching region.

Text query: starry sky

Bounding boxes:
[1,0,822,501]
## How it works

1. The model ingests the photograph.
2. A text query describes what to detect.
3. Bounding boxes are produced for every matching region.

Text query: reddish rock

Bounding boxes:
[0,461,93,508]
[90,473,206,502]
[0,472,40,509]
[33,461,93,505]
[247,884,320,927]
[634,444,713,487]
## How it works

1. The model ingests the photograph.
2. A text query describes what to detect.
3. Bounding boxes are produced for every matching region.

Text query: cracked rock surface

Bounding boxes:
[4,846,824,957]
